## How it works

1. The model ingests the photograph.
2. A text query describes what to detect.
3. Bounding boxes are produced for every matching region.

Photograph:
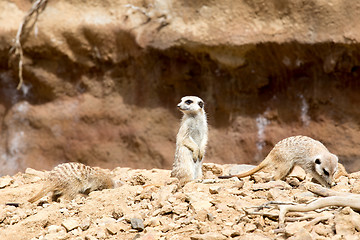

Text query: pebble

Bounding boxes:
[206,213,214,221]
[106,223,119,235]
[202,179,219,184]
[25,168,45,178]
[47,225,64,234]
[209,186,221,194]
[190,232,227,240]
[0,176,13,189]
[244,223,257,233]
[131,218,145,231]
[61,218,80,232]
[80,217,91,231]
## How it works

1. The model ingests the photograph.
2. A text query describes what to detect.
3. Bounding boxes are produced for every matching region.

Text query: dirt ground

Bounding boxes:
[0,163,359,240]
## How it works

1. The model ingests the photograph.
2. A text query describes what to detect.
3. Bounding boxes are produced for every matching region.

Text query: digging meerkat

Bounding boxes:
[171,96,208,183]
[28,162,115,203]
[219,135,338,188]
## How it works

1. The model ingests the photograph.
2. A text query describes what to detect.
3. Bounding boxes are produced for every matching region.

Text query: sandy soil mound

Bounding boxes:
[0,163,359,240]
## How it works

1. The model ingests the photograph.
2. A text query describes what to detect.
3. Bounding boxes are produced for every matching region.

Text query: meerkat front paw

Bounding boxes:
[199,150,205,161]
[192,148,200,162]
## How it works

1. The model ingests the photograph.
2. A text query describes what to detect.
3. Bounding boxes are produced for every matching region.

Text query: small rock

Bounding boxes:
[244,223,257,233]
[206,213,214,221]
[96,216,116,226]
[85,236,97,240]
[252,180,290,191]
[202,179,218,184]
[112,209,124,220]
[95,228,107,239]
[138,233,157,240]
[289,228,312,240]
[351,179,360,194]
[25,168,45,178]
[230,231,241,237]
[144,217,160,227]
[0,176,13,189]
[47,225,64,234]
[195,210,208,222]
[267,188,292,202]
[232,181,245,189]
[294,191,317,204]
[202,163,223,175]
[159,203,173,215]
[62,218,80,232]
[131,218,145,231]
[190,232,227,240]
[173,202,188,215]
[191,200,213,212]
[209,186,221,194]
[286,177,300,187]
[188,193,213,212]
[349,209,360,231]
[130,174,149,186]
[288,166,307,180]
[313,223,333,237]
[106,223,119,235]
[334,207,358,235]
[80,217,91,231]
[237,233,272,240]
[285,221,308,235]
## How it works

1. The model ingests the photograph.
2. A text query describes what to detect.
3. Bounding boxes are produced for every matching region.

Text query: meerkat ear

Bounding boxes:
[198,101,204,108]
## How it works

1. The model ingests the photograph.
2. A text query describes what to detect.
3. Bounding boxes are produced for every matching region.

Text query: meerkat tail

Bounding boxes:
[218,163,266,179]
[28,186,51,203]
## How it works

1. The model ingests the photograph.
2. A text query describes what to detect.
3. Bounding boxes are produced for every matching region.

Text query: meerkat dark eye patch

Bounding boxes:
[315,159,321,164]
[323,169,329,176]
[185,100,193,105]
[198,101,204,108]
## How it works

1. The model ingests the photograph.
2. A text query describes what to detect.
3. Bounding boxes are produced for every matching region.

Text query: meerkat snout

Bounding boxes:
[314,154,338,187]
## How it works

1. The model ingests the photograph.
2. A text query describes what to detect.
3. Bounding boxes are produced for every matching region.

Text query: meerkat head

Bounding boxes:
[177,96,205,115]
[313,153,339,187]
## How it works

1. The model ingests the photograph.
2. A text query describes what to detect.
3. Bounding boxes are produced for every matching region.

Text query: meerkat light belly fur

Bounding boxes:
[171,96,208,183]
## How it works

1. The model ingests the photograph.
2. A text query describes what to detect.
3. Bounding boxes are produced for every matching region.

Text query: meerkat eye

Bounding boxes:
[315,159,321,164]
[198,101,204,108]
[185,100,193,105]
[323,169,329,176]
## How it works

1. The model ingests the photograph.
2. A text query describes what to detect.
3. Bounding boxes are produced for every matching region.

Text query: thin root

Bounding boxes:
[12,0,48,90]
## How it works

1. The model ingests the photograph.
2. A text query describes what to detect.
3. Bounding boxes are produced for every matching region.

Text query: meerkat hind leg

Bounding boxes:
[273,157,294,181]
[174,147,197,181]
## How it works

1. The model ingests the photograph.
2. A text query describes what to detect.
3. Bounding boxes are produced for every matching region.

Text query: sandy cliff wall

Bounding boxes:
[1,0,360,175]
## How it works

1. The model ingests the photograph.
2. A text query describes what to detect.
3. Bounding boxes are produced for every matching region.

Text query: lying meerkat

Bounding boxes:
[28,162,115,203]
[171,96,208,183]
[219,136,338,188]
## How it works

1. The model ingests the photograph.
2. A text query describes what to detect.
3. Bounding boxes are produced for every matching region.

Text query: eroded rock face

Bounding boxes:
[1,0,360,174]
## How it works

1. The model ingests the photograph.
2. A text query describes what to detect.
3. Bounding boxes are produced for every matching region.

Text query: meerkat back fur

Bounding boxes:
[28,162,115,203]
[219,136,338,187]
[171,96,208,183]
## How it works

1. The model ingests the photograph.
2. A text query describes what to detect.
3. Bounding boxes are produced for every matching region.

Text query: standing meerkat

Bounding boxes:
[28,162,115,203]
[171,96,208,183]
[219,136,338,188]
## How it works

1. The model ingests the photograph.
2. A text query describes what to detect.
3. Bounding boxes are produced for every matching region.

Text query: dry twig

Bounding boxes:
[12,0,48,90]
[278,195,360,228]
